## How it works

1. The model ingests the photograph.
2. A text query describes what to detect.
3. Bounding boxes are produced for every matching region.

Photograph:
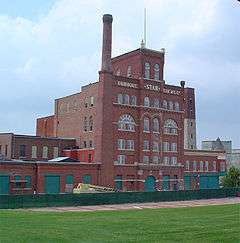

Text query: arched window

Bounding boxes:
[116,69,121,76]
[89,116,93,131]
[118,114,135,131]
[144,62,150,79]
[153,118,159,132]
[123,94,130,104]
[164,119,178,135]
[131,95,137,106]
[127,65,132,77]
[153,98,160,108]
[154,63,160,80]
[144,97,150,107]
[117,94,123,104]
[169,101,173,110]
[175,102,180,111]
[143,117,150,132]
[163,100,168,109]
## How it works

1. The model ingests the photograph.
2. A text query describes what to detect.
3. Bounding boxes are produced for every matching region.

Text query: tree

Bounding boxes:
[221,166,240,188]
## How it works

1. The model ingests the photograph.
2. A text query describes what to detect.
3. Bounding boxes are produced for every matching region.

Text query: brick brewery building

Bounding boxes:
[0,14,226,194]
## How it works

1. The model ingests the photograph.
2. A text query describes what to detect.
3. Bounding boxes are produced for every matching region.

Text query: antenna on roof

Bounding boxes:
[141,8,146,49]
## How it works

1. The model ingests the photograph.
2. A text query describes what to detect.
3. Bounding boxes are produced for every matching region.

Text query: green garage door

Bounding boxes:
[44,175,60,194]
[200,175,219,189]
[184,176,191,190]
[83,175,92,184]
[0,176,10,194]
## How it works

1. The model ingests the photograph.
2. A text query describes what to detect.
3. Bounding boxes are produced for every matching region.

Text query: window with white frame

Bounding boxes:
[143,155,149,164]
[153,98,160,108]
[220,161,225,172]
[200,161,204,172]
[127,65,132,77]
[143,140,150,150]
[144,97,150,107]
[169,101,173,110]
[163,119,178,135]
[153,141,159,152]
[118,139,125,150]
[154,63,160,80]
[171,143,177,152]
[152,156,159,164]
[175,102,180,111]
[131,95,137,106]
[144,62,150,79]
[143,117,150,132]
[163,142,169,152]
[42,146,48,159]
[163,100,168,109]
[127,140,134,150]
[205,161,209,172]
[153,118,159,133]
[163,156,169,165]
[53,147,59,158]
[193,161,197,172]
[117,155,125,164]
[185,161,190,171]
[118,114,135,131]
[123,94,130,105]
[31,146,37,159]
[117,94,123,104]
[171,157,177,165]
[213,161,217,171]
[89,116,93,131]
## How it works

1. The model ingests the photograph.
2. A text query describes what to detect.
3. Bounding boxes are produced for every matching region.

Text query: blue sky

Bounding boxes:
[0,0,239,148]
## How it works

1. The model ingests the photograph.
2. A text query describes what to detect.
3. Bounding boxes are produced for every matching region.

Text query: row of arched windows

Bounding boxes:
[144,97,180,111]
[117,94,180,111]
[118,114,178,134]
[144,62,160,80]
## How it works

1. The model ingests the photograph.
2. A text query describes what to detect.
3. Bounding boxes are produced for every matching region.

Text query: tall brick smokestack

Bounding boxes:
[101,14,113,72]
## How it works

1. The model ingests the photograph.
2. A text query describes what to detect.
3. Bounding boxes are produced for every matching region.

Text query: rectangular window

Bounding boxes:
[153,141,159,152]
[42,146,48,159]
[171,157,177,165]
[127,140,134,150]
[220,162,225,172]
[19,145,26,157]
[14,175,21,188]
[83,141,87,148]
[193,161,197,172]
[143,140,149,151]
[163,156,169,165]
[5,145,8,156]
[171,143,177,152]
[143,155,149,164]
[117,155,125,164]
[25,176,31,188]
[66,175,73,184]
[163,142,169,152]
[90,96,94,107]
[213,161,217,171]
[185,161,190,171]
[205,161,209,172]
[118,139,125,150]
[31,146,37,159]
[88,153,92,162]
[53,147,59,158]
[89,141,93,148]
[0,145,2,154]
[200,161,204,172]
[152,156,159,164]
[84,117,88,131]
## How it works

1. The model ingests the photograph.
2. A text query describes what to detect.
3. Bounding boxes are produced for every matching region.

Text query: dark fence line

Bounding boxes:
[0,188,239,209]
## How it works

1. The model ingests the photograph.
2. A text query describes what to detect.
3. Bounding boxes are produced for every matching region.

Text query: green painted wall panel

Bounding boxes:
[144,176,156,192]
[0,176,10,194]
[44,176,60,194]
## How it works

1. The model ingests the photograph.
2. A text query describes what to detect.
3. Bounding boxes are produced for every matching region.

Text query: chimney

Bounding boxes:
[101,14,113,72]
[180,80,185,88]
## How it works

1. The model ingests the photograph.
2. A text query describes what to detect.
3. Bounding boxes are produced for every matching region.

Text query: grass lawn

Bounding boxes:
[0,204,239,243]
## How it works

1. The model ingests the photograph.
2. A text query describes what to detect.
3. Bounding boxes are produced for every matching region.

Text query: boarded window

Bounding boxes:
[31,146,37,159]
[53,147,59,158]
[42,146,48,159]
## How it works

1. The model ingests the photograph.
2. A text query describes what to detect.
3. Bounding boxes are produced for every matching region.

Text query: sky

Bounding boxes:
[0,0,239,148]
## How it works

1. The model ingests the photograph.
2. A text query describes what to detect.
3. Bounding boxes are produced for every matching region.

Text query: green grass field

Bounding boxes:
[0,204,239,243]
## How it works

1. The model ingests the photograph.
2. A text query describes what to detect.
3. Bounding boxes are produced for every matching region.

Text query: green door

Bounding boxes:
[0,176,10,194]
[200,176,208,189]
[163,176,170,191]
[207,176,219,189]
[115,176,122,191]
[44,175,60,194]
[184,176,191,190]
[144,176,156,192]
[83,175,92,184]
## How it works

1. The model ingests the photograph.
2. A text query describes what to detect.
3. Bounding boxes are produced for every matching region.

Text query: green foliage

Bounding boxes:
[0,205,239,242]
[221,166,240,187]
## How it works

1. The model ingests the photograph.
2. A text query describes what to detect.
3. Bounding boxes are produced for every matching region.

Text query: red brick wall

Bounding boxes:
[36,115,55,137]
[0,133,13,160]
